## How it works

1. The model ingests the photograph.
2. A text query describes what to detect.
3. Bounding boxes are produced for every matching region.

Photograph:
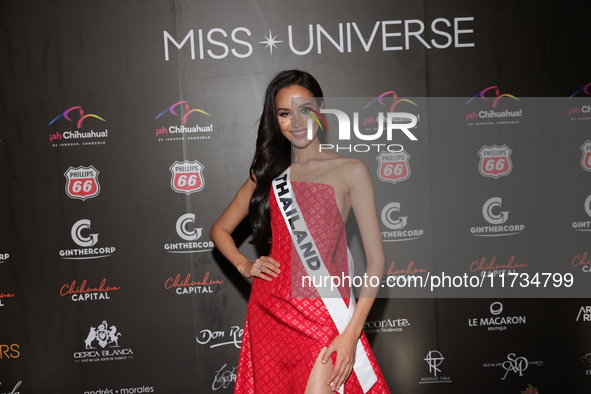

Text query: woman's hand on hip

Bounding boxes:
[239,256,281,280]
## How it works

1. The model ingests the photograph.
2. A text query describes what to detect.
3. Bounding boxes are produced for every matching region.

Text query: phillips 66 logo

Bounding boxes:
[376,150,410,185]
[170,160,204,194]
[478,145,512,179]
[64,166,100,200]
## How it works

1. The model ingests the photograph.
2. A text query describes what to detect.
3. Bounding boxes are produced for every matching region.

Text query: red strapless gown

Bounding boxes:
[235,182,390,394]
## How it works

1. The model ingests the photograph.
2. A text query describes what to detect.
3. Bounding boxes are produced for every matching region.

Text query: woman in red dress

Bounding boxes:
[210,70,390,394]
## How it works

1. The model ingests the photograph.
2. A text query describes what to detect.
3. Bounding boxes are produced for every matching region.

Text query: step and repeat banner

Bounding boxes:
[1,1,591,393]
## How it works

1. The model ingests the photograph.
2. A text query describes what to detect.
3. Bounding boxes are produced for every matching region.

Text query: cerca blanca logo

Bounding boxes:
[164,213,214,253]
[380,202,424,242]
[470,197,525,236]
[59,219,116,260]
[74,320,133,363]
[468,302,526,331]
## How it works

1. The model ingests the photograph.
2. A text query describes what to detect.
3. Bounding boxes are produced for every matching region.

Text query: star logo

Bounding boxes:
[258,30,283,54]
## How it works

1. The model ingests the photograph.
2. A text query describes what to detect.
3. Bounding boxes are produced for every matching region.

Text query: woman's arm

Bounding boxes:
[322,159,385,391]
[209,177,280,280]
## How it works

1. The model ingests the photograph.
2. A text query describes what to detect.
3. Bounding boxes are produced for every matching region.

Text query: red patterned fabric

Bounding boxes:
[235,182,390,394]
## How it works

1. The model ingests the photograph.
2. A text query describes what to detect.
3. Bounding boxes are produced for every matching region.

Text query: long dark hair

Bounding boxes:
[249,70,324,250]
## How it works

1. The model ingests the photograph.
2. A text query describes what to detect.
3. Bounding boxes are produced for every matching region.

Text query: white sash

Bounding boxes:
[271,168,377,393]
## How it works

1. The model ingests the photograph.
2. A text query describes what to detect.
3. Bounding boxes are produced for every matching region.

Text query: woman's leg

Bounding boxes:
[304,347,334,394]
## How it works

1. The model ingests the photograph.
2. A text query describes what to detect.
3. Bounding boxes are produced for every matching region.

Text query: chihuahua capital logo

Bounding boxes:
[156,101,211,123]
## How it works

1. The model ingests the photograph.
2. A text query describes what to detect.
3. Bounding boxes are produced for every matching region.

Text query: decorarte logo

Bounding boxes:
[478,145,512,179]
[59,219,116,260]
[419,350,452,384]
[64,166,100,200]
[380,202,424,242]
[49,106,108,147]
[155,101,213,142]
[170,160,205,194]
[363,316,410,333]
[465,86,522,126]
[164,213,214,253]
[74,320,133,363]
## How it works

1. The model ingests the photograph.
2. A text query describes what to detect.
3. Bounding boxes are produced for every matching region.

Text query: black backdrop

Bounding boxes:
[1,1,591,393]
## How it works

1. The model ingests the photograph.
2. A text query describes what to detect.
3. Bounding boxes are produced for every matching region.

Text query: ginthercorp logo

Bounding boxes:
[581,141,591,171]
[0,253,8,264]
[468,301,526,331]
[64,166,100,200]
[380,202,424,242]
[170,161,204,194]
[465,86,522,126]
[478,145,512,179]
[74,320,133,363]
[572,194,591,232]
[164,17,475,61]
[470,197,525,236]
[164,213,214,253]
[59,219,115,260]
[155,101,213,142]
[0,344,20,359]
[49,106,108,147]
[576,306,591,322]
[376,150,411,185]
[419,350,451,384]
